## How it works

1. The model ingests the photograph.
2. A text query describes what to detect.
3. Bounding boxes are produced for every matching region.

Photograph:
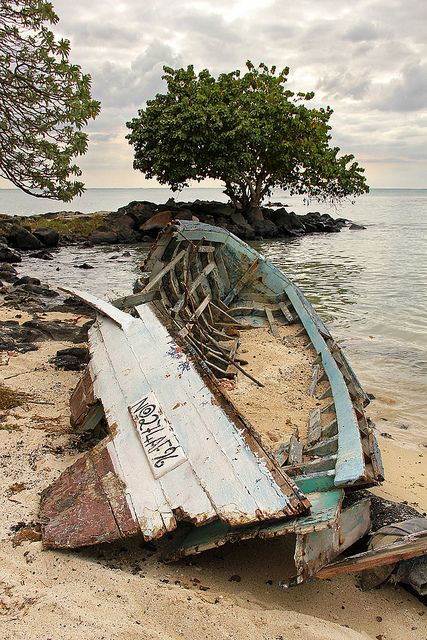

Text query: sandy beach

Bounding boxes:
[0,300,425,640]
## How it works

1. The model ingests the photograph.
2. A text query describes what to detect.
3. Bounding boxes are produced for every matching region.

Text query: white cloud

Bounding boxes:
[44,0,427,188]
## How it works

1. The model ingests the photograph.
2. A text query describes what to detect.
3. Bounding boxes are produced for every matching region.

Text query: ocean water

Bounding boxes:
[1,187,426,441]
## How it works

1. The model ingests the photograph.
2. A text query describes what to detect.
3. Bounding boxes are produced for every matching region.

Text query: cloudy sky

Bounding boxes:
[11,0,427,189]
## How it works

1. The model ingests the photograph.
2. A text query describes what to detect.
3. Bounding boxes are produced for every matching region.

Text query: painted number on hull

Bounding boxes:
[129,393,187,478]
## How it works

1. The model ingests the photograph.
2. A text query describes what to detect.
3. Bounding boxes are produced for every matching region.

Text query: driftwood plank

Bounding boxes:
[140,249,187,293]
[265,307,280,337]
[223,259,260,306]
[308,364,320,396]
[288,435,303,464]
[317,529,427,579]
[307,407,322,445]
[279,302,294,323]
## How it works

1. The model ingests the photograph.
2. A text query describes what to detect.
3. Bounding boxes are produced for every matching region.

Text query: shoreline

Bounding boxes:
[0,283,426,639]
[0,199,362,254]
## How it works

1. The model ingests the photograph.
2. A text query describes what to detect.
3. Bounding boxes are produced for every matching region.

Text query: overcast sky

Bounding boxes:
[8,0,427,189]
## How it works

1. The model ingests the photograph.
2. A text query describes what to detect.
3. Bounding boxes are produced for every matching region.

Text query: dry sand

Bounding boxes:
[1,302,426,640]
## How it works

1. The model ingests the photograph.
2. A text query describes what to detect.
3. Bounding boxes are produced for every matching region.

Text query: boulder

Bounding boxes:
[50,347,90,371]
[33,227,59,247]
[89,230,118,245]
[7,226,43,250]
[0,263,18,283]
[117,201,157,227]
[189,201,234,218]
[174,209,194,221]
[74,263,94,270]
[116,228,139,243]
[349,223,367,230]
[29,249,54,260]
[13,276,41,287]
[106,213,135,229]
[140,210,173,235]
[21,319,89,343]
[252,219,278,238]
[271,209,305,236]
[14,283,59,298]
[0,244,21,263]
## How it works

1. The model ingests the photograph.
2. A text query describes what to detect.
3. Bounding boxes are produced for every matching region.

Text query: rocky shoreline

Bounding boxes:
[0,198,366,257]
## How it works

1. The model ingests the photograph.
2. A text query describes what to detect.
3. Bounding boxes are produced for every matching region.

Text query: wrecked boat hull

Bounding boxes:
[40,220,388,583]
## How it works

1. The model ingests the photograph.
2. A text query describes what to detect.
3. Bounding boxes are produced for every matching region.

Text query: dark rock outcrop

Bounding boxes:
[0,243,22,263]
[50,347,90,371]
[89,230,118,245]
[33,227,59,247]
[29,249,54,260]
[7,226,43,250]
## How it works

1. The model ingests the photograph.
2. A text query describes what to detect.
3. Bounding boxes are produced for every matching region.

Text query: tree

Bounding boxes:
[127,62,368,210]
[0,0,100,201]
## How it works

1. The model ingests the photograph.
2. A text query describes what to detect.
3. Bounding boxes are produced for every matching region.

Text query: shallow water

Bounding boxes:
[4,187,426,440]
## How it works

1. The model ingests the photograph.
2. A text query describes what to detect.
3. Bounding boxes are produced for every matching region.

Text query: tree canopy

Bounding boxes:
[0,0,100,201]
[127,62,369,210]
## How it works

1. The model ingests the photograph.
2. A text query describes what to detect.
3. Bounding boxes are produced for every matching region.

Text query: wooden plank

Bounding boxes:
[336,497,371,554]
[172,262,215,314]
[60,286,134,329]
[305,434,338,457]
[322,419,338,439]
[307,407,322,445]
[89,322,176,538]
[141,249,187,293]
[317,529,427,579]
[265,307,280,337]
[113,290,158,310]
[279,302,294,323]
[198,245,215,253]
[294,470,336,494]
[288,435,303,464]
[286,454,337,476]
[308,364,320,396]
[223,259,261,306]
[190,294,211,320]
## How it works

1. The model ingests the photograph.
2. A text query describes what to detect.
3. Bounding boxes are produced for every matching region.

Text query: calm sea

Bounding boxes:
[1,187,426,441]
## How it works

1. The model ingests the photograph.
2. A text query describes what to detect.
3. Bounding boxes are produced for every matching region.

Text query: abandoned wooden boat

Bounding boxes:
[40,220,389,584]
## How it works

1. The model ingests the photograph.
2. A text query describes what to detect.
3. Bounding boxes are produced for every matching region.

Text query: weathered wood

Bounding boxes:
[308,364,321,396]
[172,262,215,314]
[305,434,338,457]
[307,407,322,445]
[140,249,187,293]
[322,419,338,439]
[165,490,343,561]
[317,529,427,579]
[265,307,280,337]
[294,470,336,494]
[113,290,158,310]
[223,259,261,306]
[279,302,294,323]
[286,454,337,476]
[288,435,303,464]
